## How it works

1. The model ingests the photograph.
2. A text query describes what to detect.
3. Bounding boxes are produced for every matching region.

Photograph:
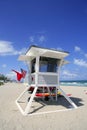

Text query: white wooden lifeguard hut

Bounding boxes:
[16,45,77,115]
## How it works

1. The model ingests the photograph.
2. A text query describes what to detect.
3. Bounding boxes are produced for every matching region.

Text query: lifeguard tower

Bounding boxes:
[16,45,77,115]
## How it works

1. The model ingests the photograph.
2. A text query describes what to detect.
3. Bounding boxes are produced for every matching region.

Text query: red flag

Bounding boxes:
[12,70,23,81]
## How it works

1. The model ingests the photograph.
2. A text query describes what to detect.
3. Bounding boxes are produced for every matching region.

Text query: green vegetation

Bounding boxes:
[0,74,10,86]
[0,82,4,86]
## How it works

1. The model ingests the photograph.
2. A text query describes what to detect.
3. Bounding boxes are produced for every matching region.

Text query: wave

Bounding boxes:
[60,80,87,87]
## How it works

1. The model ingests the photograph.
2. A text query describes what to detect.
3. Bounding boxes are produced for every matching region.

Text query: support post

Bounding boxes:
[59,88,77,108]
[55,87,58,101]
[24,87,38,115]
[15,85,30,115]
[24,56,40,115]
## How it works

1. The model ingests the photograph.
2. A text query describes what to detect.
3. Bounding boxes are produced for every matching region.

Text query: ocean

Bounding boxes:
[60,80,87,87]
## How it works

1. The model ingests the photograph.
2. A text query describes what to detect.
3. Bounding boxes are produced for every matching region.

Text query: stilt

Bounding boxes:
[59,88,77,108]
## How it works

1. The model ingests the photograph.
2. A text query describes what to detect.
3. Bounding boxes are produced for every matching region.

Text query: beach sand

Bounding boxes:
[0,83,87,130]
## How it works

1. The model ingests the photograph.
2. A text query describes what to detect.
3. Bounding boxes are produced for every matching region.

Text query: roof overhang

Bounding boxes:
[18,55,32,61]
[18,45,69,61]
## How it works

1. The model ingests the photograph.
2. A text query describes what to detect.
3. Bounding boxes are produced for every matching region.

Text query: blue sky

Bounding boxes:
[0,0,87,80]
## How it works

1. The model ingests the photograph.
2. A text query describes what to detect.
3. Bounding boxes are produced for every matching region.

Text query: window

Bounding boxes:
[39,57,58,72]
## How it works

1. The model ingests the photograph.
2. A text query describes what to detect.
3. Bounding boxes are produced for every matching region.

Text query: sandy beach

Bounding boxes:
[0,83,87,130]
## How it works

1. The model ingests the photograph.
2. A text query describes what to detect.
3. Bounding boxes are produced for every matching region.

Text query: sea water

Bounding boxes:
[60,80,87,87]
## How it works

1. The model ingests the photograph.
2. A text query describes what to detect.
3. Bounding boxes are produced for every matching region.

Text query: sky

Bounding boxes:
[0,0,87,81]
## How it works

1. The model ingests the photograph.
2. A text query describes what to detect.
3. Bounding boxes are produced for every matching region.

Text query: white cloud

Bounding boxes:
[85,53,87,58]
[29,36,34,42]
[29,34,46,47]
[2,64,7,68]
[74,46,81,52]
[74,58,87,67]
[38,35,45,42]
[0,41,14,53]
[13,47,27,55]
[62,70,77,78]
[6,71,16,79]
[0,41,27,56]
[74,46,87,59]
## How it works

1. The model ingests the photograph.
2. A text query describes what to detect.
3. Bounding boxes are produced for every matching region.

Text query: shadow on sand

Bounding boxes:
[29,96,84,114]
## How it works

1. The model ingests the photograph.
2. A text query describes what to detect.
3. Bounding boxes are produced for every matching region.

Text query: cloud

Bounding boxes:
[74,46,81,52]
[0,41,14,54]
[0,40,27,56]
[6,71,18,80]
[29,36,34,43]
[74,58,87,67]
[74,45,87,59]
[6,71,16,79]
[29,35,45,43]
[85,53,87,58]
[29,35,46,47]
[2,64,7,68]
[38,35,45,43]
[61,70,77,78]
[13,47,27,55]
